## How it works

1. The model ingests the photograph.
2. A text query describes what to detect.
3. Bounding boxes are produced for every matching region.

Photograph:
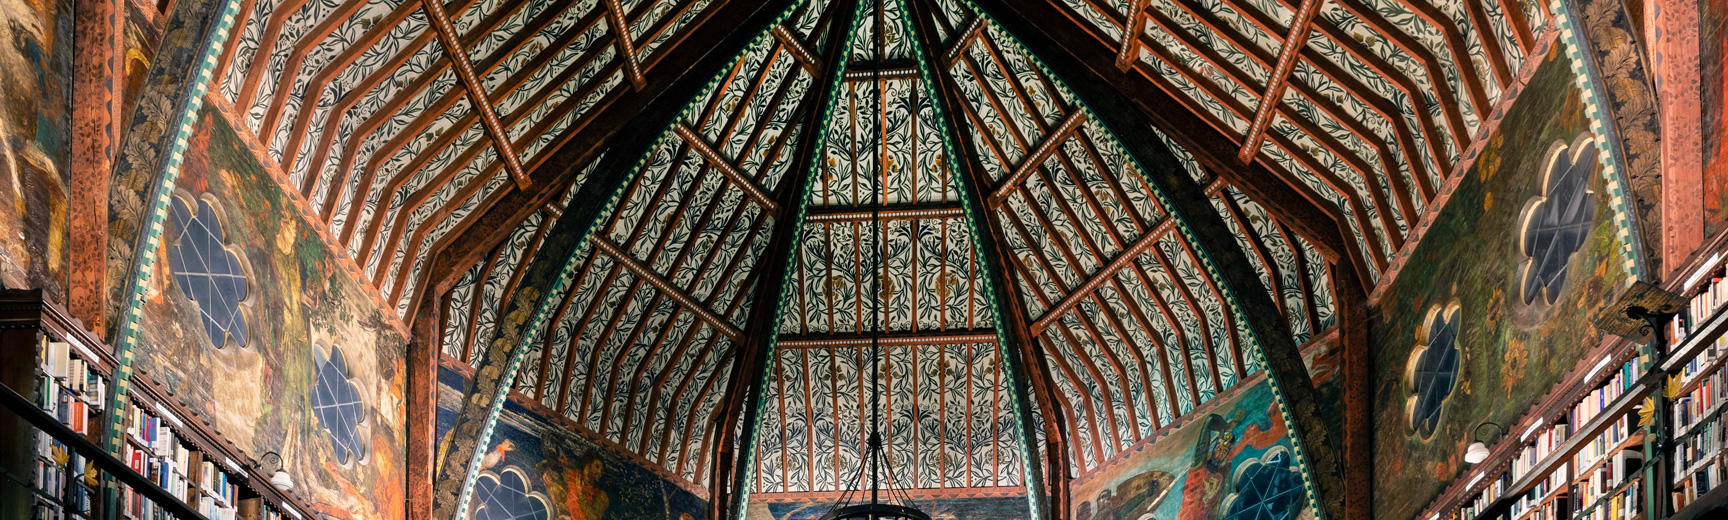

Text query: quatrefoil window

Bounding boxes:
[312,345,368,465]
[1517,134,1598,306]
[168,195,250,349]
[472,467,550,520]
[1406,303,1461,438]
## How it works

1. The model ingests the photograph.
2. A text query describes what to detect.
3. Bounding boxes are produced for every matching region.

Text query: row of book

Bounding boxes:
[1670,270,1728,344]
[20,336,298,520]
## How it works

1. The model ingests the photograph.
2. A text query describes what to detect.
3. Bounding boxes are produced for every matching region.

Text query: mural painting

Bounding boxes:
[0,0,70,298]
[133,105,408,519]
[1369,45,1636,520]
[435,361,710,520]
[1066,378,1312,520]
[1705,0,1728,237]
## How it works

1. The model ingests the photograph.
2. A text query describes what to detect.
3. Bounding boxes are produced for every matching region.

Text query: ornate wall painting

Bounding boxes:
[1705,0,1728,237]
[134,105,408,520]
[1369,44,1636,520]
[435,361,710,520]
[0,0,70,299]
[1065,379,1311,520]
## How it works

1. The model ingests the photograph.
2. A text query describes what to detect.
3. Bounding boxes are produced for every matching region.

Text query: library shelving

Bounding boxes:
[1427,232,1728,520]
[0,290,312,520]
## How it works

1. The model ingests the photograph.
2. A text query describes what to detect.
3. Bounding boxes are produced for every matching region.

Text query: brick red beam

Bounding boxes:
[1237,0,1322,162]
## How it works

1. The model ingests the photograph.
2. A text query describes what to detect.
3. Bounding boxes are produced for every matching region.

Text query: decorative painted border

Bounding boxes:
[896,2,1046,516]
[1552,0,1648,284]
[102,0,247,456]
[451,4,815,518]
[732,2,865,517]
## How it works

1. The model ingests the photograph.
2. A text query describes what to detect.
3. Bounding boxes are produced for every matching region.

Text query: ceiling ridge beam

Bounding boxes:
[428,2,797,516]
[903,1,1064,516]
[421,0,531,189]
[673,124,781,213]
[804,201,965,221]
[1238,0,1322,162]
[708,1,859,515]
[777,329,999,347]
[1030,220,1172,334]
[989,110,1088,205]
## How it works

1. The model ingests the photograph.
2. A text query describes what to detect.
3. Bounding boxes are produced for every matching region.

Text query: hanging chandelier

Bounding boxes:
[819,4,931,517]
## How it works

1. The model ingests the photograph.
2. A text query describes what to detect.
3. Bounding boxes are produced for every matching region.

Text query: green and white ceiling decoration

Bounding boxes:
[207,0,1551,515]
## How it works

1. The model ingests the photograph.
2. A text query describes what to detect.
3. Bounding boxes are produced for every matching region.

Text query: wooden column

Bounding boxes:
[1334,267,1372,519]
[70,0,126,335]
[406,296,440,519]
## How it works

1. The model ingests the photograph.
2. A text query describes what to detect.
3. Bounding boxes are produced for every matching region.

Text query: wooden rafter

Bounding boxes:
[591,238,742,339]
[1238,0,1322,162]
[1030,221,1172,334]
[967,0,1352,275]
[804,202,964,221]
[428,2,796,516]
[904,0,1064,516]
[1114,0,1148,71]
[604,0,648,88]
[707,1,857,514]
[673,125,781,213]
[776,329,998,347]
[989,110,1088,205]
[410,0,788,330]
[420,0,531,189]
[969,2,1348,516]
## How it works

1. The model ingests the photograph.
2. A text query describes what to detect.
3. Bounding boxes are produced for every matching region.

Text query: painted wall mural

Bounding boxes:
[1065,378,1312,520]
[133,105,408,520]
[1705,0,1728,237]
[436,361,710,520]
[0,0,70,298]
[1370,45,1636,520]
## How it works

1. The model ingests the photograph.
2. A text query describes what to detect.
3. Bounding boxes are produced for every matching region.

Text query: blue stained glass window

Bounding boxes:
[312,345,368,465]
[1223,448,1305,520]
[1519,135,1598,305]
[168,196,249,349]
[1408,304,1460,437]
[472,467,550,520]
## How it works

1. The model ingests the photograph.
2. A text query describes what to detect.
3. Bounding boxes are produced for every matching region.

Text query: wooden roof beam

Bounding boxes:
[969,1,1348,517]
[1238,0,1322,162]
[421,0,530,189]
[707,1,858,515]
[965,0,1356,278]
[904,0,1065,516]
[410,0,790,330]
[428,2,798,516]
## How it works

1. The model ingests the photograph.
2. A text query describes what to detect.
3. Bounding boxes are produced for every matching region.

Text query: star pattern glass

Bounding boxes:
[168,196,249,349]
[312,345,369,465]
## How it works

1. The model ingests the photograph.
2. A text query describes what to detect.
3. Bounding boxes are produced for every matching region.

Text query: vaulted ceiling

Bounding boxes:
[206,0,1542,514]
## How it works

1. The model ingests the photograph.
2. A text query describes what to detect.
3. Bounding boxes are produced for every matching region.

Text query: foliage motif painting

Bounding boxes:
[1370,48,1634,520]
[1405,302,1461,438]
[168,194,252,349]
[313,345,370,465]
[1517,135,1598,306]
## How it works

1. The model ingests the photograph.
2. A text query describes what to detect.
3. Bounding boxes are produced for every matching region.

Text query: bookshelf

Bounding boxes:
[0,290,310,520]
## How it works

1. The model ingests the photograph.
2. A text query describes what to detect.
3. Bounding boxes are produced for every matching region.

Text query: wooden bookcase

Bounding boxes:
[1426,232,1728,520]
[0,290,314,520]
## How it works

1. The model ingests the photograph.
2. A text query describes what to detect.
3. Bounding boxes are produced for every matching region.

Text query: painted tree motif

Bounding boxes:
[167,195,249,349]
[1518,134,1599,305]
[472,467,551,520]
[312,345,368,465]
[1222,447,1305,520]
[1405,303,1461,438]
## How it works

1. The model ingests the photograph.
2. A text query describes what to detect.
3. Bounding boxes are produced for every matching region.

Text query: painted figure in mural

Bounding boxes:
[1176,412,1240,520]
[542,453,609,520]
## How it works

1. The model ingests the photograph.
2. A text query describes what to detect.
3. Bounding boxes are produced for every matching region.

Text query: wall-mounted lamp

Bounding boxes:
[1464,422,1506,464]
[259,451,294,491]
